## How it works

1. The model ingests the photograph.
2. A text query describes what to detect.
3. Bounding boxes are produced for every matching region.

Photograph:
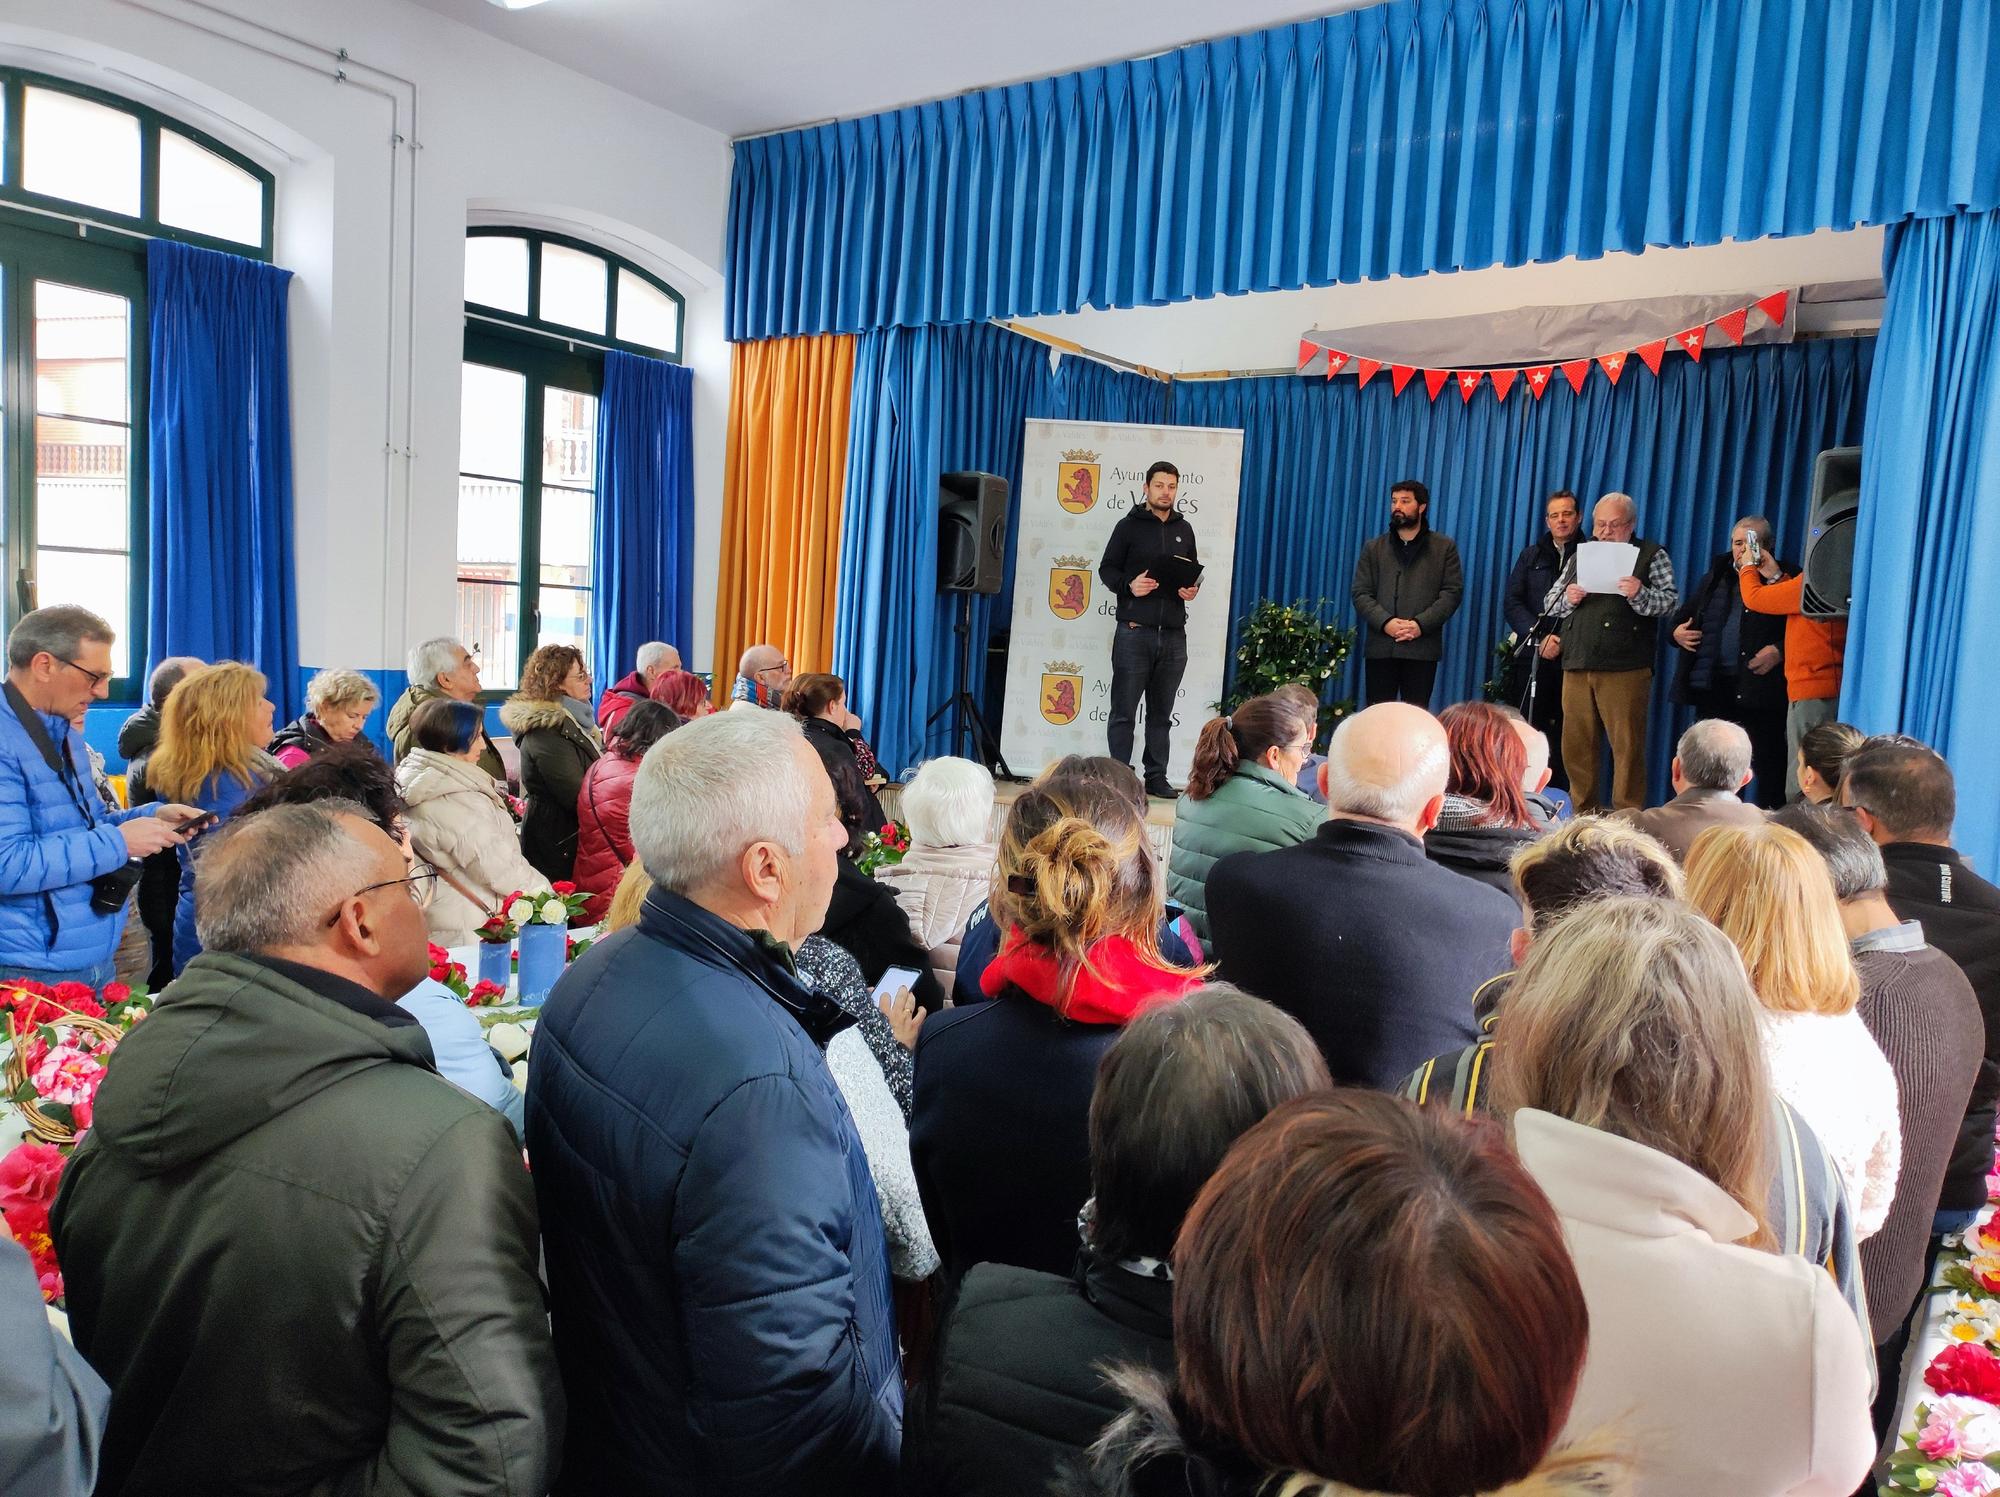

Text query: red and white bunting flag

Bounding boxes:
[1298,339,1318,372]
[1489,368,1518,403]
[1524,365,1555,400]
[1674,325,1706,362]
[1354,357,1383,389]
[1560,360,1591,394]
[1636,339,1668,376]
[1424,369,1452,401]
[1597,351,1627,386]
[1324,348,1351,379]
[1755,290,1791,328]
[1455,369,1484,403]
[1391,364,1418,395]
[1714,306,1751,345]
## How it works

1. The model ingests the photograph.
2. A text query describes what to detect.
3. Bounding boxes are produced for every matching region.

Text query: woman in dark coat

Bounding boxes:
[1424,702,1545,896]
[499,644,601,883]
[783,672,887,848]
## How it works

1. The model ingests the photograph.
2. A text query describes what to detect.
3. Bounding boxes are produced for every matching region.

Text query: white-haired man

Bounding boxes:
[386,637,503,780]
[596,640,681,731]
[526,709,900,1496]
[1617,718,1765,863]
[1542,492,1679,813]
[1206,702,1518,1089]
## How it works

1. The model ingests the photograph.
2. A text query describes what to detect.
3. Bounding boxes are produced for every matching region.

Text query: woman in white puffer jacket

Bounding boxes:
[395,697,549,945]
[876,756,998,996]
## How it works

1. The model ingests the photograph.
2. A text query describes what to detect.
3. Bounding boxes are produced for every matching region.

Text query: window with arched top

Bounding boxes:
[455,228,682,689]
[0,68,276,691]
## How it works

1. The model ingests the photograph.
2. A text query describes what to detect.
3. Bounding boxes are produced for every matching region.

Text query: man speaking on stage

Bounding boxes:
[1098,460,1201,798]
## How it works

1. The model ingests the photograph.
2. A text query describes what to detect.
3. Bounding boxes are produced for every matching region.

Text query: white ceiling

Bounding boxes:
[400,0,1375,138]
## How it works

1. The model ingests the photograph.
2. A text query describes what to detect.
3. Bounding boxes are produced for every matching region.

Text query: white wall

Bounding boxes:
[1020,227,1886,374]
[0,0,732,677]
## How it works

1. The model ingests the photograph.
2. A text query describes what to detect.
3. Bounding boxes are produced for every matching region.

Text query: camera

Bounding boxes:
[90,859,145,916]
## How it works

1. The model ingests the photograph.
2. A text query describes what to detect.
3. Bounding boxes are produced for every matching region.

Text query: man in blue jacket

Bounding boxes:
[527,708,901,1496]
[1,607,200,986]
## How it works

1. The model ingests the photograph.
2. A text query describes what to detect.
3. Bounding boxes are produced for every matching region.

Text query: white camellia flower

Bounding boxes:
[506,898,535,926]
[537,901,568,925]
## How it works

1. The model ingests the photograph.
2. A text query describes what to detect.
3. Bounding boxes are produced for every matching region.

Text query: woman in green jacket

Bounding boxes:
[1167,690,1323,941]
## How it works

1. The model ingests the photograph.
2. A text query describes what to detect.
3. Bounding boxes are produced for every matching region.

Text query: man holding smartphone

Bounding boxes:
[0,606,205,987]
[1098,461,1201,799]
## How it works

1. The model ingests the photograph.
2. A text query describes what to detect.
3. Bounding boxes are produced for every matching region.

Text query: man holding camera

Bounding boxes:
[1,606,202,986]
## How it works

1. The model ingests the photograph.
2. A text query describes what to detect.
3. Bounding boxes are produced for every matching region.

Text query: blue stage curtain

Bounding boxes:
[834,327,945,778]
[726,0,2000,340]
[145,241,301,719]
[1844,208,2000,873]
[1174,339,1872,805]
[591,350,695,685]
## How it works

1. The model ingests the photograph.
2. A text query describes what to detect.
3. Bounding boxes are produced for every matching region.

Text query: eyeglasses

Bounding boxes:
[756,661,791,679]
[323,866,438,927]
[56,658,110,690]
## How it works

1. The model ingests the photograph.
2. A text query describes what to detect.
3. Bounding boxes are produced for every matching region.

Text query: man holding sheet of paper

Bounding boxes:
[1541,492,1679,813]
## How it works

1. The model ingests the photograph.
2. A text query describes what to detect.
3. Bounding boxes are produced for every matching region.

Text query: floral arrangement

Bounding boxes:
[425,944,505,1008]
[476,882,588,941]
[1,979,152,1302]
[1223,599,1355,739]
[856,821,910,879]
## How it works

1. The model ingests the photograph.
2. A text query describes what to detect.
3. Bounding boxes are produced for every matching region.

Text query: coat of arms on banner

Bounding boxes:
[1047,556,1092,620]
[1057,450,1100,513]
[1040,661,1084,725]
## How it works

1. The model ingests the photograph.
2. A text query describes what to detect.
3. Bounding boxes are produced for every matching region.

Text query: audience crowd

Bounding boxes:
[5,604,1999,1497]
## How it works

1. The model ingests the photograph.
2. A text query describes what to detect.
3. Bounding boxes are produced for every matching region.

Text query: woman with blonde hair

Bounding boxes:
[269,668,381,767]
[910,770,1204,1281]
[1490,897,1876,1496]
[147,662,280,974]
[1685,821,1901,1240]
[499,643,601,882]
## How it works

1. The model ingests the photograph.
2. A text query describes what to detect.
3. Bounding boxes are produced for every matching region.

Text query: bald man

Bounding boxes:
[729,644,793,710]
[1205,703,1519,1088]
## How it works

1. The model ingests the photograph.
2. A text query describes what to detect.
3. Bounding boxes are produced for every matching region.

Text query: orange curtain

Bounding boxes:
[715,333,856,698]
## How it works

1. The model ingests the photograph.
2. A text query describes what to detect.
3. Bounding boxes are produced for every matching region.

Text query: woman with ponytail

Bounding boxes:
[1166,692,1321,941]
[910,770,1204,1281]
[1064,1090,1627,1497]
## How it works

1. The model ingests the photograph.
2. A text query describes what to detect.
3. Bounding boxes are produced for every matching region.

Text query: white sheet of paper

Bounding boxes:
[1576,540,1640,594]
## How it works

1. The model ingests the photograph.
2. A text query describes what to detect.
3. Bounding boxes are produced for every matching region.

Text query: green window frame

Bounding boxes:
[464,226,682,363]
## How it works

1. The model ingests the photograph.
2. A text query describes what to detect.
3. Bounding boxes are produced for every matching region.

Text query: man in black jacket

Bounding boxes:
[1842,738,2000,1241]
[1097,461,1200,798]
[1207,702,1518,1088]
[1502,490,1580,788]
[1667,517,1788,808]
[1350,479,1464,708]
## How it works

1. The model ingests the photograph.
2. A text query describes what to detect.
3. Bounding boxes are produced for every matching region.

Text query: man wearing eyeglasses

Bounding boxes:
[730,642,794,710]
[51,802,561,1495]
[0,605,206,987]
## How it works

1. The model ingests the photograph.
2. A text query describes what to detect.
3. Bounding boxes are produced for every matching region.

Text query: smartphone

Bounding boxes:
[1744,532,1763,567]
[870,966,922,1005]
[173,810,220,836]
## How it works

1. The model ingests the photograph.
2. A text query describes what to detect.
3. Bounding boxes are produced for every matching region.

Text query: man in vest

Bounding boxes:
[1541,492,1679,813]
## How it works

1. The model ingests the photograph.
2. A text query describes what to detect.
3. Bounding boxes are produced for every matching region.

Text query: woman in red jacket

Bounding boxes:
[573,701,680,923]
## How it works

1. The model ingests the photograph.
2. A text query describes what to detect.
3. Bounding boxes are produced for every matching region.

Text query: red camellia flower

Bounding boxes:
[0,1142,66,1213]
[1927,1342,2000,1403]
[428,965,449,983]
[552,881,577,895]
[101,983,131,1006]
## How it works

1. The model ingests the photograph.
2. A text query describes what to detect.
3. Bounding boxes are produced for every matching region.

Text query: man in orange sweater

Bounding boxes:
[1741,554,1848,800]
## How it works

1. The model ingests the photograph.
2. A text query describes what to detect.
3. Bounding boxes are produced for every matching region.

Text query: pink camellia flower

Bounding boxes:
[1936,1462,2000,1497]
[0,1142,66,1213]
[29,1042,105,1108]
[1923,1395,2000,1463]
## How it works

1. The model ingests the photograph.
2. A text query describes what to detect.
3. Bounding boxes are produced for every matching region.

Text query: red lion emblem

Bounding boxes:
[1061,467,1093,508]
[1051,573,1087,615]
[1044,678,1079,721]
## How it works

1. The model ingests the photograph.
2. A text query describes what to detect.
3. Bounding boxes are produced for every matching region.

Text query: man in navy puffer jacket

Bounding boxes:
[527,708,900,1496]
[0,607,199,986]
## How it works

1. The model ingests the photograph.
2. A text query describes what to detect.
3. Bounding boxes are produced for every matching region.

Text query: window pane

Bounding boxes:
[465,235,529,315]
[536,586,591,657]
[459,362,525,478]
[538,243,606,334]
[457,478,523,568]
[158,131,264,247]
[36,283,129,423]
[37,549,130,678]
[24,88,141,217]
[456,580,520,692]
[38,418,130,550]
[539,486,592,579]
[542,387,597,487]
[616,269,679,354]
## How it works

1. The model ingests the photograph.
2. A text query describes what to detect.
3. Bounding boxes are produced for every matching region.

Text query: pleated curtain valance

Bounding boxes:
[726,0,2000,342]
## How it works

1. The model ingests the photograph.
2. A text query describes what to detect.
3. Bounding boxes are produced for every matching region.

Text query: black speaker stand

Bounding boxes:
[925,591,1014,777]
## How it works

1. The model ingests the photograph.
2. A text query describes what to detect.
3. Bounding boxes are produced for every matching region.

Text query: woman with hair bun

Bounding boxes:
[1166,692,1321,940]
[911,771,1204,1281]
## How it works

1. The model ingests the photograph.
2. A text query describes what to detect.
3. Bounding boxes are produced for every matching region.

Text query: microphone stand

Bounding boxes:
[1517,547,1577,721]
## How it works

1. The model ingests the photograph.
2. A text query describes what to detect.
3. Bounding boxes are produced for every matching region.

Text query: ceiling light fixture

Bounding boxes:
[484,0,555,10]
